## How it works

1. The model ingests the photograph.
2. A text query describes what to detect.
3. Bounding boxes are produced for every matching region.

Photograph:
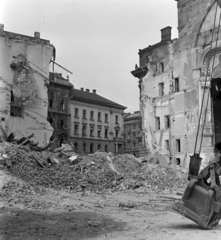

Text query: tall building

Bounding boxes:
[48,72,73,147]
[70,88,126,154]
[124,111,142,157]
[131,0,221,167]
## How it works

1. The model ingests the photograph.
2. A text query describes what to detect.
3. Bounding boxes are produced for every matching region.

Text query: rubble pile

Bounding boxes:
[0,142,187,193]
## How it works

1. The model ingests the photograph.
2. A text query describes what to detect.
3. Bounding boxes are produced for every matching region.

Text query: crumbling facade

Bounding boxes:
[132,0,221,167]
[70,88,126,154]
[0,24,54,146]
[48,73,73,147]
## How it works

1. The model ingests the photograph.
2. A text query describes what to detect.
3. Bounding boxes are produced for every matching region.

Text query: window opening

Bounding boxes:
[176,139,181,152]
[174,78,180,92]
[155,117,160,130]
[159,83,164,96]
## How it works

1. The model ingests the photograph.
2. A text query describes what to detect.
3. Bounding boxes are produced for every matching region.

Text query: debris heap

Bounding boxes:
[0,142,187,193]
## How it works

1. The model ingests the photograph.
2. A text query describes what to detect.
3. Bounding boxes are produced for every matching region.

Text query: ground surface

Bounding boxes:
[1,169,221,240]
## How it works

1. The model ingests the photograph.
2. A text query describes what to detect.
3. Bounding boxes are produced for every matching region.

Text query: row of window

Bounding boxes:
[158,78,180,97]
[74,142,109,153]
[74,108,119,123]
[74,124,120,138]
[155,115,170,130]
[49,93,67,111]
[165,139,181,153]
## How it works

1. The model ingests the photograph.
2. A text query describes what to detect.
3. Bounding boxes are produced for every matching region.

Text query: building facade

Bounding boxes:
[0,24,54,146]
[48,72,73,147]
[124,111,142,157]
[132,0,221,167]
[70,88,126,154]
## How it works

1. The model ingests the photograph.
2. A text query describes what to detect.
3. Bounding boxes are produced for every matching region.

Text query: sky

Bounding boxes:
[0,0,178,113]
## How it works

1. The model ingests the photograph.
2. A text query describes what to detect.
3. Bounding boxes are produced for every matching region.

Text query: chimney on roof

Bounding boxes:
[0,24,4,31]
[34,32,40,38]
[86,89,90,92]
[161,26,172,42]
[93,89,96,94]
[81,88,84,91]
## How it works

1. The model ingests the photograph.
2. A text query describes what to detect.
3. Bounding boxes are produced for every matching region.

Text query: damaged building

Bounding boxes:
[48,73,73,147]
[132,0,221,167]
[0,24,55,146]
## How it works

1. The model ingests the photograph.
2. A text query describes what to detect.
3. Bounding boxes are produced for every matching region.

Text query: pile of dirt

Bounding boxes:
[0,143,187,193]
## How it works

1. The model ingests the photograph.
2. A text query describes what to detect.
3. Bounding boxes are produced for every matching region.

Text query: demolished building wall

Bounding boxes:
[132,0,221,167]
[0,24,54,146]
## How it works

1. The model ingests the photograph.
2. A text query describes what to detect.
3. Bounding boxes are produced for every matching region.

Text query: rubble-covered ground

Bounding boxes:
[0,142,187,193]
[0,142,220,240]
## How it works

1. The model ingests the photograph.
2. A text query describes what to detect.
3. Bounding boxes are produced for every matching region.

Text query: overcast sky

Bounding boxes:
[1,0,178,113]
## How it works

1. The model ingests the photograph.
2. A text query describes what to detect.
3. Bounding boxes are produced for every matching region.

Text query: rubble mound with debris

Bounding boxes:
[0,142,187,193]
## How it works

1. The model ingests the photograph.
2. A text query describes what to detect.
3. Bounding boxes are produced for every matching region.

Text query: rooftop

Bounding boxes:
[49,72,73,88]
[71,88,127,110]
[124,111,141,120]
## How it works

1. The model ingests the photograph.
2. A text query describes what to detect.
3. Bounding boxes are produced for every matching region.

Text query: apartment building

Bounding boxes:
[70,88,126,154]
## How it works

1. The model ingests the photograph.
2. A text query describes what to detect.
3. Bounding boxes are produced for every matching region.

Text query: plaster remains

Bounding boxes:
[0,24,54,146]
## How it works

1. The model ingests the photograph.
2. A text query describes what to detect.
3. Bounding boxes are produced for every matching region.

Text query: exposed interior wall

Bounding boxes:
[0,26,54,146]
[138,1,221,167]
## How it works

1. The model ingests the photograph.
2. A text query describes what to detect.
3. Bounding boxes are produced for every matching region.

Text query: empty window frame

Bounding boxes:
[115,130,119,138]
[105,145,108,152]
[83,143,86,153]
[174,78,180,92]
[115,115,119,124]
[160,62,164,73]
[74,124,79,135]
[98,144,101,150]
[90,111,94,120]
[90,143,94,153]
[164,115,170,129]
[60,119,65,129]
[158,82,164,96]
[82,125,87,136]
[74,108,79,118]
[90,126,94,137]
[176,139,181,152]
[60,99,65,110]
[105,113,108,123]
[83,110,87,119]
[98,112,101,121]
[105,128,108,138]
[97,128,101,137]
[74,142,78,150]
[155,116,160,130]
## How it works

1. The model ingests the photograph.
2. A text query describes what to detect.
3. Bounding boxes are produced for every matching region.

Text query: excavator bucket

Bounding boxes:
[188,153,202,179]
[171,160,221,229]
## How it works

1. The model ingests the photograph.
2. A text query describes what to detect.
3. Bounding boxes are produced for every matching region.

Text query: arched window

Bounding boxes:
[74,142,78,150]
[60,99,65,110]
[83,143,86,153]
[105,145,108,152]
[90,143,93,153]
[98,144,101,151]
[60,119,64,129]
